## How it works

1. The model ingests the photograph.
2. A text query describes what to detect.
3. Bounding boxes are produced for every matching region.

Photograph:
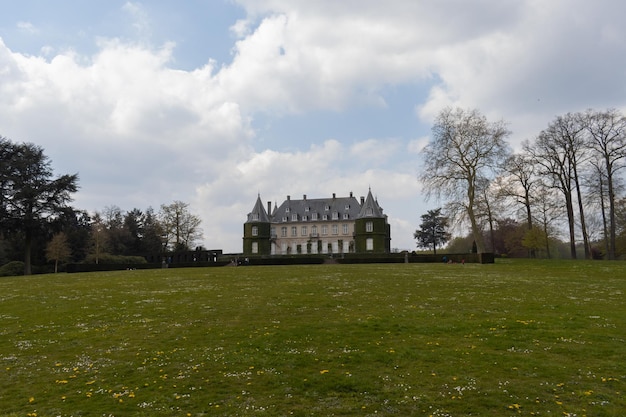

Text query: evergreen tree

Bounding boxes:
[414,208,451,255]
[0,138,78,274]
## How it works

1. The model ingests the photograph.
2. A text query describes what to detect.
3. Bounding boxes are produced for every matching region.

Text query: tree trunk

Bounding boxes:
[525,195,535,258]
[573,166,591,259]
[607,162,617,260]
[565,194,577,259]
[24,230,32,275]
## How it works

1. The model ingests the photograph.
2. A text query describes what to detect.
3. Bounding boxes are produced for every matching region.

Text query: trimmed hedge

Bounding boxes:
[337,252,494,264]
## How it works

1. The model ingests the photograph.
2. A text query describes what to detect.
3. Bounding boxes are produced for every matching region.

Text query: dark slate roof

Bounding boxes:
[272,194,362,223]
[246,194,270,223]
[357,189,384,219]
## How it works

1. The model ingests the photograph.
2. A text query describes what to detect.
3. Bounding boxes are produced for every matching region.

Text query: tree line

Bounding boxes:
[417,107,626,260]
[1,137,203,275]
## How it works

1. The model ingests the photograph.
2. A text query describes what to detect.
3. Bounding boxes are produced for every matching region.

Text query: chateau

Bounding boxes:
[243,190,391,255]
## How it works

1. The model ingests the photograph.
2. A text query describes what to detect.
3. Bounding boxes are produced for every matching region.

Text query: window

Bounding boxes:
[286,207,290,213]
[291,213,298,221]
[302,215,307,221]
[311,225,318,236]
[366,221,373,232]
[325,205,330,211]
[332,212,338,220]
[343,224,349,235]
[366,238,373,251]
[282,216,288,222]
[345,204,350,210]
[252,226,258,236]
[252,213,259,221]
[343,213,349,219]
[270,226,276,237]
[332,224,338,235]
[301,226,307,236]
[322,225,328,236]
[252,242,258,254]
[366,208,373,216]
[312,213,318,220]
[305,206,310,212]
[281,226,287,237]
[291,226,297,237]
[322,214,328,221]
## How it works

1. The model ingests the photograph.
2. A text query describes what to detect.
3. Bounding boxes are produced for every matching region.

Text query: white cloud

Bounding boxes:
[16,21,38,34]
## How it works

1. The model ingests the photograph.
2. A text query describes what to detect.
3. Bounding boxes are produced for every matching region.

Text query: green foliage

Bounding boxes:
[414,207,451,255]
[0,261,25,277]
[0,137,79,274]
[1,261,625,416]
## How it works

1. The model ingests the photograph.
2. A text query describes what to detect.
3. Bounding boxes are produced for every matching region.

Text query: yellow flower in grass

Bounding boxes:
[320,369,329,374]
[29,397,35,403]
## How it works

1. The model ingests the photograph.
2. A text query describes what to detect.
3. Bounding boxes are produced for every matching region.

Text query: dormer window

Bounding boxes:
[282,216,288,222]
[305,206,310,212]
[345,204,350,210]
[343,213,349,219]
[323,214,328,221]
[366,208,373,216]
[312,213,318,220]
[286,207,290,213]
[332,212,338,220]
[302,215,308,221]
[252,213,259,221]
[325,205,330,211]
[291,213,298,221]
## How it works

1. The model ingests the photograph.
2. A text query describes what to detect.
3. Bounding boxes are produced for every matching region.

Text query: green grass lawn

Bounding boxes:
[0,260,624,416]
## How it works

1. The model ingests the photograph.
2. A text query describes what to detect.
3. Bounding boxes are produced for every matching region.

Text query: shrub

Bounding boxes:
[0,261,25,277]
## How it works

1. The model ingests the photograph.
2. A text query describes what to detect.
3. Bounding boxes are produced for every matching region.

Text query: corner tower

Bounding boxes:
[243,195,271,255]
[354,189,391,253]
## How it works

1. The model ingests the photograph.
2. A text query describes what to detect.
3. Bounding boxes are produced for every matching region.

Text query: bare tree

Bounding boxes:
[527,113,589,259]
[497,151,538,257]
[45,232,72,273]
[90,212,106,264]
[419,107,511,253]
[160,201,203,251]
[532,180,564,259]
[583,109,626,260]
[475,178,500,253]
[585,158,610,257]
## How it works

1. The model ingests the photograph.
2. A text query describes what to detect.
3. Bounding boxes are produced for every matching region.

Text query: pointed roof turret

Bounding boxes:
[246,194,270,223]
[357,188,384,218]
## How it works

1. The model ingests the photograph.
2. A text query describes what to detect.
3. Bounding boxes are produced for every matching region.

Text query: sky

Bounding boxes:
[2,1,626,253]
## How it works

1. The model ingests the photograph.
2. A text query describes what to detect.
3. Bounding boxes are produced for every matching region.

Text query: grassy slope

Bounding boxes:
[0,259,624,416]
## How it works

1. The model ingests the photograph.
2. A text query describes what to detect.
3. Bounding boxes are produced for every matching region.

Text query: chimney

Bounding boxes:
[360,196,365,205]
[267,201,271,215]
[332,193,336,199]
[287,195,290,201]
[303,194,307,200]
[350,191,353,197]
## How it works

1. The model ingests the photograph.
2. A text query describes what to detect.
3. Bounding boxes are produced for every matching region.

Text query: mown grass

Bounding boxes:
[0,259,624,416]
